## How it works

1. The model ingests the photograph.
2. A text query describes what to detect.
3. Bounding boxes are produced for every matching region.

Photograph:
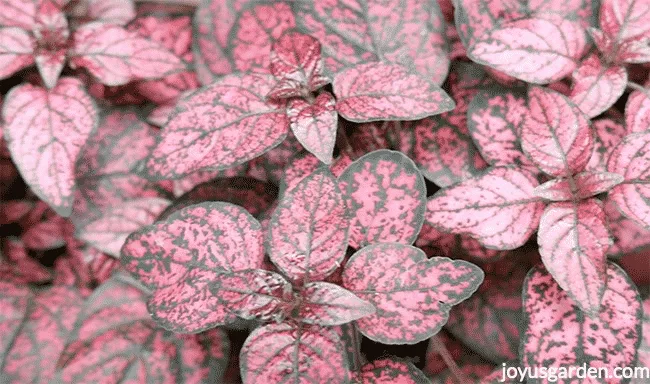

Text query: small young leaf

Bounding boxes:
[299,282,375,326]
[70,22,184,86]
[607,131,650,229]
[268,168,349,284]
[569,54,627,118]
[32,3,68,89]
[521,263,642,383]
[240,322,349,384]
[357,358,431,384]
[0,28,35,81]
[537,199,611,316]
[533,171,624,201]
[338,150,426,248]
[521,86,593,177]
[268,31,329,99]
[426,167,544,250]
[287,92,337,164]
[2,78,98,216]
[144,73,289,179]
[333,62,455,122]
[626,87,650,133]
[342,243,484,344]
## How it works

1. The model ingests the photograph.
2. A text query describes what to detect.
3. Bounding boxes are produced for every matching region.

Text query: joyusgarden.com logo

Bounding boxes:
[499,363,650,382]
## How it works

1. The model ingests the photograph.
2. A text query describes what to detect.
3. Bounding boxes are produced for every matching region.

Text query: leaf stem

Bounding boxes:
[430,335,469,384]
[627,81,647,93]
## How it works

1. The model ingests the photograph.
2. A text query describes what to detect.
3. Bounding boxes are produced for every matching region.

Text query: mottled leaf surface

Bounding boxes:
[287,92,337,164]
[605,198,650,257]
[533,171,624,201]
[342,243,483,344]
[569,54,627,118]
[339,150,426,248]
[357,358,431,384]
[586,118,627,172]
[0,280,31,365]
[595,0,650,63]
[299,282,375,326]
[333,62,454,122]
[416,223,508,263]
[626,88,650,133]
[0,27,35,81]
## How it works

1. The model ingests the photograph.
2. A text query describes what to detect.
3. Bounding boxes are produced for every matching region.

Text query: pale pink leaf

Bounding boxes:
[599,0,650,43]
[586,118,627,172]
[521,86,593,177]
[299,282,375,326]
[144,73,289,179]
[626,87,650,133]
[425,167,545,250]
[533,171,624,201]
[86,0,135,25]
[333,62,455,122]
[569,54,627,118]
[0,28,35,81]
[287,92,337,164]
[538,199,611,316]
[0,0,38,29]
[32,2,68,89]
[2,78,98,216]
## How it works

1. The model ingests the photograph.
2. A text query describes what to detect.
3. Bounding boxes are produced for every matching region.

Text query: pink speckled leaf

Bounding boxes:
[1,237,52,285]
[240,322,349,384]
[538,200,611,316]
[333,62,454,122]
[76,197,170,257]
[32,2,68,89]
[638,297,650,373]
[192,1,295,84]
[416,223,508,263]
[598,0,650,63]
[608,131,650,229]
[569,54,627,118]
[293,0,449,84]
[0,0,38,29]
[626,88,650,133]
[342,243,484,344]
[0,280,31,367]
[521,86,593,177]
[299,282,375,326]
[426,167,544,250]
[280,152,321,193]
[268,31,329,99]
[56,275,230,383]
[287,92,337,164]
[357,358,430,383]
[121,202,264,332]
[521,263,642,383]
[85,0,135,25]
[2,78,98,217]
[586,118,627,172]
[338,150,426,248]
[467,86,533,168]
[70,22,184,86]
[533,171,624,201]
[268,168,349,284]
[605,198,650,257]
[144,73,289,179]
[0,28,35,81]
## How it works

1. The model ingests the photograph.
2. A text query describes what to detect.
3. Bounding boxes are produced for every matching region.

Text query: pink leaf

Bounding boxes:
[416,223,508,263]
[599,0,650,44]
[638,297,650,372]
[0,28,35,81]
[76,197,171,257]
[333,62,455,122]
[268,31,329,99]
[357,358,430,384]
[144,73,289,179]
[569,54,627,118]
[22,213,66,250]
[32,3,68,89]
[294,0,450,84]
[267,168,349,284]
[521,263,642,382]
[241,322,349,384]
[342,243,484,344]
[0,280,31,365]
[626,87,650,133]
[521,86,593,177]
[586,118,627,172]
[425,167,544,250]
[287,92,337,164]
[2,78,98,217]
[537,199,611,316]
[533,171,624,201]
[605,197,650,257]
[70,22,185,86]
[607,131,650,229]
[85,0,135,25]
[299,282,375,326]
[280,152,321,192]
[338,150,427,248]
[0,0,38,29]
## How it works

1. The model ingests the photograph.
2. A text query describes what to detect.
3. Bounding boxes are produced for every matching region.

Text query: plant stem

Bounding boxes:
[627,81,648,93]
[430,335,469,384]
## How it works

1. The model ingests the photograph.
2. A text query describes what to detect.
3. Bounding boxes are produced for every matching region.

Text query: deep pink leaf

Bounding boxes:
[144,73,289,179]
[338,150,426,248]
[2,78,98,216]
[538,199,611,316]
[0,28,35,81]
[569,54,627,118]
[426,167,544,250]
[85,0,135,25]
[22,213,66,250]
[192,1,296,84]
[267,31,329,99]
[357,358,430,384]
[605,197,650,257]
[70,22,185,86]
[521,263,642,383]
[467,86,534,168]
[280,152,321,193]
[299,282,375,326]
[333,62,454,122]
[521,86,593,177]
[268,168,349,284]
[287,92,337,164]
[294,0,449,84]
[533,171,624,201]
[240,322,349,384]
[342,243,484,344]
[607,131,650,229]
[121,202,264,332]
[626,88,650,133]
[586,118,627,172]
[416,223,508,263]
[0,200,33,224]
[0,0,38,29]
[76,197,170,257]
